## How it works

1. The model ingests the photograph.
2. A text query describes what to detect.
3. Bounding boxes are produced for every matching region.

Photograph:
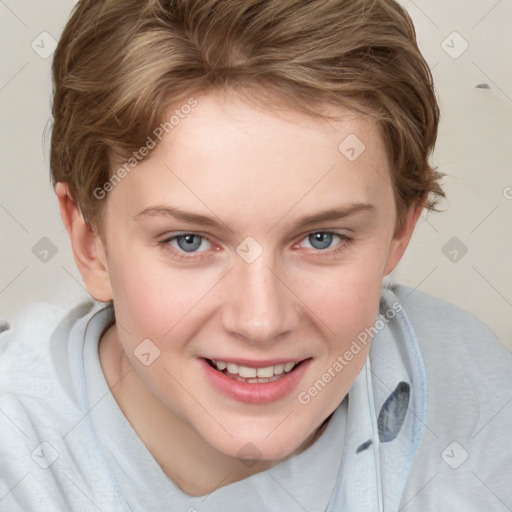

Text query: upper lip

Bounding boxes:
[202,356,309,368]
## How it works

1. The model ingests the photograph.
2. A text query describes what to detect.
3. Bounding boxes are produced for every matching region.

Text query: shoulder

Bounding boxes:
[0,299,99,435]
[390,282,499,338]
[0,300,121,510]
[387,285,512,510]
[389,283,511,374]
[0,300,95,395]
[388,283,512,411]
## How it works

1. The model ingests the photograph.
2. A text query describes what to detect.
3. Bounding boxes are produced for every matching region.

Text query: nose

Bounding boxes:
[221,255,300,345]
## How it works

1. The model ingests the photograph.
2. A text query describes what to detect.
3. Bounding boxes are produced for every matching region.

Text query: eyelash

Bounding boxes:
[160,232,214,263]
[160,231,353,263]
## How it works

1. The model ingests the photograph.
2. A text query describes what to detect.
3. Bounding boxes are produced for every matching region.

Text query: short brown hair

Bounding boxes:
[50,0,444,231]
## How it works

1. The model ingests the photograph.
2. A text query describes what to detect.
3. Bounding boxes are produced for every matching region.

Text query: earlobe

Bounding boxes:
[383,198,424,276]
[55,183,113,302]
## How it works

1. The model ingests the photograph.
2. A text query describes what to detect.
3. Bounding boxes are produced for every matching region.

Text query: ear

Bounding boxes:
[55,182,113,302]
[383,197,425,276]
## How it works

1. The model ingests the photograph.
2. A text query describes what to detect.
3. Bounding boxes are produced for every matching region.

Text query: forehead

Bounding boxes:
[164,90,386,172]
[106,90,394,230]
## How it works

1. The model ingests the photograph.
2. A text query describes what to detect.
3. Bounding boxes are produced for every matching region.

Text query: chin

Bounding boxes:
[202,423,311,464]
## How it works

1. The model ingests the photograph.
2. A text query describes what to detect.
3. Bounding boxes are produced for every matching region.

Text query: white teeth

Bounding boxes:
[226,363,238,374]
[238,365,257,378]
[212,360,297,378]
[256,366,274,378]
[284,362,295,372]
[273,363,285,375]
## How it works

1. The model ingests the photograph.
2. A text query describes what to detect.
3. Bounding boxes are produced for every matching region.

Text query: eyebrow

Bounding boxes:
[133,202,376,231]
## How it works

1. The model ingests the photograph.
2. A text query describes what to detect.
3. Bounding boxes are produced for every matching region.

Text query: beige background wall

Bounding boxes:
[1,0,511,349]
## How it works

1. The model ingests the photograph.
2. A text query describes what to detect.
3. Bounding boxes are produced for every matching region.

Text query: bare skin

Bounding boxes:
[57,89,421,495]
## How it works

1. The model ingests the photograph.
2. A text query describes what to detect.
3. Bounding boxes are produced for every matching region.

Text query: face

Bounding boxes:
[97,89,409,463]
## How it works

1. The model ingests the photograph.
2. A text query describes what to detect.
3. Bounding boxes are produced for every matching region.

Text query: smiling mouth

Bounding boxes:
[204,358,308,384]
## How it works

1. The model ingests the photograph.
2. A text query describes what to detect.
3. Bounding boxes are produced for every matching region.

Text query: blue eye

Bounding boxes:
[308,232,333,250]
[300,232,348,251]
[167,233,211,253]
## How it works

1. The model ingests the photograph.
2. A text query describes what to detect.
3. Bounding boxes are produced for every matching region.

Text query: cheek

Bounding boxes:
[105,245,174,338]
[290,256,384,338]
[107,247,223,340]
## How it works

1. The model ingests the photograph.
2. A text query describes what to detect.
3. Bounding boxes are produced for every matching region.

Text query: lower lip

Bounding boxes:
[200,358,311,404]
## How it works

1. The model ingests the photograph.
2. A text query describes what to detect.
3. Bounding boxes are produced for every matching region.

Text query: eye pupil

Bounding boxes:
[177,234,202,252]
[309,232,333,250]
